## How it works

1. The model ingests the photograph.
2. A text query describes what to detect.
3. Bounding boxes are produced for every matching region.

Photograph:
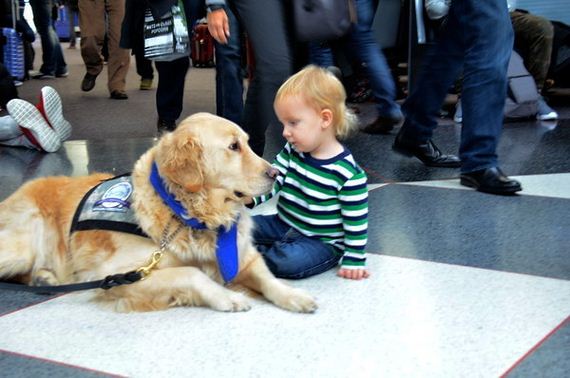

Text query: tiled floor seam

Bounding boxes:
[499,315,570,377]
[0,293,65,318]
[0,348,125,377]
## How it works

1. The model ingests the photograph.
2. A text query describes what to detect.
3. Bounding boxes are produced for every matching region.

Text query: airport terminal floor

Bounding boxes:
[0,43,569,377]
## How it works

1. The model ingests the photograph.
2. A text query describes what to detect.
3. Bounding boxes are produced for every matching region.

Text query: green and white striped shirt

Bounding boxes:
[252,143,368,268]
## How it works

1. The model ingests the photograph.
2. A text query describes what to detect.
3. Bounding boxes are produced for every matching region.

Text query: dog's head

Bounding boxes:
[154,113,276,205]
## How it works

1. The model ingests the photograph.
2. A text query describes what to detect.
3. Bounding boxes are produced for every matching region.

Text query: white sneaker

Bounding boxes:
[39,86,72,141]
[536,97,558,121]
[454,99,463,123]
[7,99,61,152]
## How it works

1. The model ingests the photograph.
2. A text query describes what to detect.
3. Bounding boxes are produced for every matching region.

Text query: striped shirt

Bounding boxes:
[252,143,368,268]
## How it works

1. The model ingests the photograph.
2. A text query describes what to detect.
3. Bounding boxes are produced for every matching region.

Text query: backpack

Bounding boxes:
[504,50,539,119]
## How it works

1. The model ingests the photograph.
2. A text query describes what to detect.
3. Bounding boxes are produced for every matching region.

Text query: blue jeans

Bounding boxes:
[309,0,401,119]
[29,0,67,75]
[252,214,342,279]
[214,5,244,126]
[401,0,513,173]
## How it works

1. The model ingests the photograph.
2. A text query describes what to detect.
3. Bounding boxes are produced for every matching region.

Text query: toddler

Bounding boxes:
[248,65,369,280]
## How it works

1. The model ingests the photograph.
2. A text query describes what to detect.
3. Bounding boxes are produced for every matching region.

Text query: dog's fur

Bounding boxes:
[0,113,317,313]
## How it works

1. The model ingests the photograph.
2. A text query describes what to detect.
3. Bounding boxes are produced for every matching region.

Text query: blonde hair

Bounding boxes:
[275,65,357,140]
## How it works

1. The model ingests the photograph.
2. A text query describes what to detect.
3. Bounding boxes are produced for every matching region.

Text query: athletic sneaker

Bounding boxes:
[39,86,72,141]
[7,99,61,152]
[140,78,153,90]
[536,97,558,121]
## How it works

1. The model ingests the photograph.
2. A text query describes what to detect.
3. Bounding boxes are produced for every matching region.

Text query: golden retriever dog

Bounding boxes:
[0,113,317,313]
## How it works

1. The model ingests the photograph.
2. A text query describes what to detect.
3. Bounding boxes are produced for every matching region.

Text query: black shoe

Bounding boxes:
[392,129,461,167]
[157,119,176,135]
[81,73,98,92]
[460,167,522,195]
[110,90,128,100]
[361,115,401,134]
[32,72,55,80]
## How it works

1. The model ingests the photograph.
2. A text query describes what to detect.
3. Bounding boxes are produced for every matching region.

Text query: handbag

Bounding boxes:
[144,0,189,62]
[292,0,357,42]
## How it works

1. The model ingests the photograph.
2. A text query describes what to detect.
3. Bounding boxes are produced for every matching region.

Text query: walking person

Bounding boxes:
[78,0,130,99]
[393,0,522,195]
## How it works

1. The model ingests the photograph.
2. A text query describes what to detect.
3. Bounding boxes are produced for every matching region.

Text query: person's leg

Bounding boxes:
[399,9,464,145]
[458,0,513,173]
[78,0,105,78]
[252,214,341,279]
[67,6,76,48]
[510,11,553,91]
[214,4,244,125]
[29,0,58,76]
[308,42,334,67]
[106,0,130,96]
[0,115,22,140]
[155,57,190,126]
[233,0,293,156]
[349,0,400,120]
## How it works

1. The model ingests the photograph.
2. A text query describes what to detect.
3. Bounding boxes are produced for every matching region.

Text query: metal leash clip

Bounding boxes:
[136,251,163,279]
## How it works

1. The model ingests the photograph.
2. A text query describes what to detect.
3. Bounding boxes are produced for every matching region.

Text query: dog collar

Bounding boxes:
[149,162,239,283]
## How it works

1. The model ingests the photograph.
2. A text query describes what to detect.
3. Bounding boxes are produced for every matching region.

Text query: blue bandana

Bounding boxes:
[149,162,239,283]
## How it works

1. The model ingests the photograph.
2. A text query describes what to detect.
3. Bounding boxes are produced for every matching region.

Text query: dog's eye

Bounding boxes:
[229,142,240,151]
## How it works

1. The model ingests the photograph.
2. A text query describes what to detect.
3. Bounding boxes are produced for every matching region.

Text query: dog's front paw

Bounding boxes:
[209,291,252,312]
[31,269,60,286]
[275,288,317,313]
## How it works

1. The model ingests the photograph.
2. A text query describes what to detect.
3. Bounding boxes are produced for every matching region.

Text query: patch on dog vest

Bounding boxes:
[70,175,147,237]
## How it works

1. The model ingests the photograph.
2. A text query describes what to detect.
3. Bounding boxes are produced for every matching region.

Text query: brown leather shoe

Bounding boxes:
[110,90,128,100]
[81,73,98,92]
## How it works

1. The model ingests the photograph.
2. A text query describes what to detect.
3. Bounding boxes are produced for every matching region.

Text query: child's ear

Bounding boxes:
[320,109,333,128]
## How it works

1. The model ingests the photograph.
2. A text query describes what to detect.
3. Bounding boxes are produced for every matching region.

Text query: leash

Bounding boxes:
[0,216,185,294]
[0,270,143,294]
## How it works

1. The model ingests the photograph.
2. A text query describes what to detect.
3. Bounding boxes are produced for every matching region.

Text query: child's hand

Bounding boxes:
[243,196,254,205]
[337,268,370,280]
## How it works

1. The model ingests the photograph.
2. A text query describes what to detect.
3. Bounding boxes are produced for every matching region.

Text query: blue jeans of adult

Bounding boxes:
[308,0,400,119]
[154,0,202,123]
[252,214,342,279]
[29,0,67,76]
[232,0,292,156]
[401,0,513,173]
[214,4,244,126]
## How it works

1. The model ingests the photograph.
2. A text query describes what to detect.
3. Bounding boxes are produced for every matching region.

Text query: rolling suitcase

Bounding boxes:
[1,0,25,81]
[191,21,215,68]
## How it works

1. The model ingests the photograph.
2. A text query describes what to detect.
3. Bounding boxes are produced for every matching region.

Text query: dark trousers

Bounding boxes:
[154,0,203,123]
[401,0,514,173]
[510,10,553,90]
[214,4,243,126]
[232,0,293,156]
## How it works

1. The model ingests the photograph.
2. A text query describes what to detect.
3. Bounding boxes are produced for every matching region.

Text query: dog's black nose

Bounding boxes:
[266,167,279,179]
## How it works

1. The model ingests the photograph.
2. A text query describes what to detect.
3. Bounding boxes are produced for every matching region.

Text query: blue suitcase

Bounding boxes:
[55,7,79,42]
[1,27,25,81]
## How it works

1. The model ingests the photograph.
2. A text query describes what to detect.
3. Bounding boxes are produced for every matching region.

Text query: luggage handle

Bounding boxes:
[11,0,20,30]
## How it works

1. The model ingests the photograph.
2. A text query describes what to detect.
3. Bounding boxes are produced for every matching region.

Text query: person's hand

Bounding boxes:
[243,196,254,205]
[207,9,230,44]
[337,268,370,280]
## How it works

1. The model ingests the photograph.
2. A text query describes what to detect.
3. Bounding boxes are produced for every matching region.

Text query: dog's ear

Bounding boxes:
[157,131,204,193]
